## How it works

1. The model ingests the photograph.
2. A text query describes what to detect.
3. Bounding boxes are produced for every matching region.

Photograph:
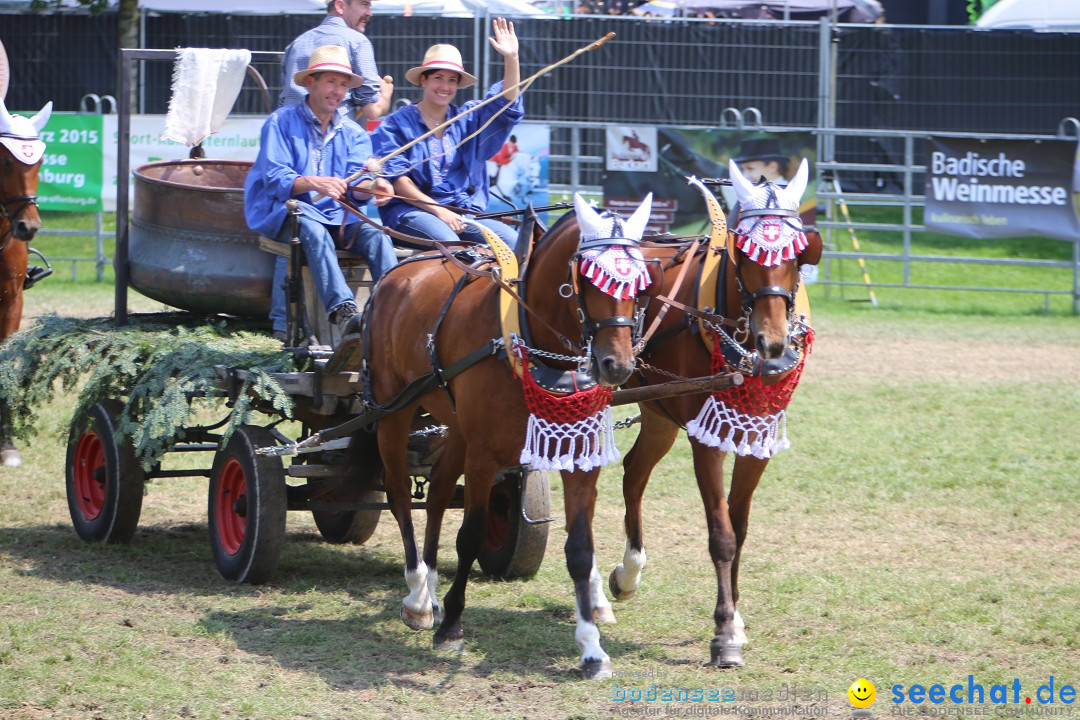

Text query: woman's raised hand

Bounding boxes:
[488,17,518,58]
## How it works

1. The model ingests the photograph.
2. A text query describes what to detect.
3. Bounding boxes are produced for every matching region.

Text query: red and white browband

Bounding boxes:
[0,135,46,166]
[733,217,808,268]
[579,245,652,300]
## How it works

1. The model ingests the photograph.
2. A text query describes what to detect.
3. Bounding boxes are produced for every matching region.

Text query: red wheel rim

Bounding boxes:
[484,485,510,551]
[73,431,106,521]
[215,458,248,555]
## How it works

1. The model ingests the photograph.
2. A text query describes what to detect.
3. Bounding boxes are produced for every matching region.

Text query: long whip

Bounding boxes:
[353,31,616,182]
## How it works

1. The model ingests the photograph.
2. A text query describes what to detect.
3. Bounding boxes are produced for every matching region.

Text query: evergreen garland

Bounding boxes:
[0,313,296,469]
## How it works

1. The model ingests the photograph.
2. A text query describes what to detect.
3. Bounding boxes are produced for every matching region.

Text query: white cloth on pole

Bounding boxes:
[162,48,251,147]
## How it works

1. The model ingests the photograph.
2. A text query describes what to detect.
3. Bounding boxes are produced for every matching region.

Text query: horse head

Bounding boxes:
[526,193,654,387]
[0,98,51,242]
[728,158,821,360]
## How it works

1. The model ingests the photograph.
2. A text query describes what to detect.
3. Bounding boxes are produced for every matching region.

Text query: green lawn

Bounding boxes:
[1,209,1077,720]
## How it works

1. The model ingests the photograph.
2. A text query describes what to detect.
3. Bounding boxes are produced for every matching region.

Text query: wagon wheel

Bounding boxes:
[311,489,383,545]
[477,469,550,579]
[208,425,286,584]
[64,400,145,543]
[311,429,383,544]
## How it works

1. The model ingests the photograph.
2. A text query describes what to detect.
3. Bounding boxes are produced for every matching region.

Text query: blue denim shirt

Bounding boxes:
[280,15,379,115]
[244,100,374,239]
[371,82,524,229]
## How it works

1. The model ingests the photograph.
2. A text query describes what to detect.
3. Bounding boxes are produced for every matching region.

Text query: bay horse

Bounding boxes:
[607,160,821,667]
[364,193,654,678]
[0,98,52,468]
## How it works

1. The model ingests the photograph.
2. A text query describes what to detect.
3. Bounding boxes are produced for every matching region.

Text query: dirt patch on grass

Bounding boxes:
[805,334,1080,383]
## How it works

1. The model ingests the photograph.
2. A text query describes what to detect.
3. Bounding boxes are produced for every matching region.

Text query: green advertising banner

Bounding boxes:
[32,112,104,212]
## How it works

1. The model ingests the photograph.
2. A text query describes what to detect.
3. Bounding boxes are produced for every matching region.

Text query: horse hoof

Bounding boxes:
[608,568,635,602]
[1,449,21,468]
[432,604,443,624]
[593,605,617,625]
[580,657,614,680]
[710,641,745,668]
[400,606,434,631]
[433,635,465,654]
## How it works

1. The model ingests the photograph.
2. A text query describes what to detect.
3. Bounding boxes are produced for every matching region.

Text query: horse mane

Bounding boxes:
[531,206,580,255]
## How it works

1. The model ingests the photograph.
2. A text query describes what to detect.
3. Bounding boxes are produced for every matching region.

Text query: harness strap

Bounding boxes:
[653,294,742,329]
[637,237,702,348]
[320,338,506,442]
[429,241,581,352]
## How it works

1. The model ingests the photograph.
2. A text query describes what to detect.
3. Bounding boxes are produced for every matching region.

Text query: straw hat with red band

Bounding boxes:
[293,45,364,89]
[404,44,477,88]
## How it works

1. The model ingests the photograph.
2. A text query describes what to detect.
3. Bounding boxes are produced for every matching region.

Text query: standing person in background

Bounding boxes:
[371,18,524,254]
[281,0,394,123]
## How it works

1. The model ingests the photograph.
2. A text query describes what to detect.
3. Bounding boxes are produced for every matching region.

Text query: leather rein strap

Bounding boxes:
[636,237,701,349]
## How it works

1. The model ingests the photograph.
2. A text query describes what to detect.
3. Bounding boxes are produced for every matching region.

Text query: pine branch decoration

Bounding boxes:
[0,313,297,469]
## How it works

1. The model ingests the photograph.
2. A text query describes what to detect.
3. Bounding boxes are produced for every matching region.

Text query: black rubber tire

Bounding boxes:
[312,489,383,544]
[477,469,551,579]
[208,425,286,584]
[65,400,145,543]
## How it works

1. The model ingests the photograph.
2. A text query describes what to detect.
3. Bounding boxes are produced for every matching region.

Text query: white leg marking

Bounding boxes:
[575,607,610,666]
[733,609,748,645]
[426,565,442,621]
[589,556,616,624]
[612,541,647,598]
[404,561,432,616]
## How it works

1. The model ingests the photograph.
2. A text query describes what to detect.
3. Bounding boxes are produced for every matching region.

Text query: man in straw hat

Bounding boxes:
[372,18,525,254]
[281,0,393,123]
[246,45,397,345]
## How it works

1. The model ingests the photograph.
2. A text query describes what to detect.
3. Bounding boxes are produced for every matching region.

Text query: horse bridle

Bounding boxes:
[731,184,802,319]
[562,215,649,353]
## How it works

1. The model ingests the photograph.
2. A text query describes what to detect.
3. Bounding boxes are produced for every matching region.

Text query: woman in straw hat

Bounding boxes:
[371,17,524,253]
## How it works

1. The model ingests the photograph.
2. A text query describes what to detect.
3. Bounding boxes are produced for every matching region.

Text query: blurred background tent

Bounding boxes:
[628,0,883,20]
[974,0,1080,30]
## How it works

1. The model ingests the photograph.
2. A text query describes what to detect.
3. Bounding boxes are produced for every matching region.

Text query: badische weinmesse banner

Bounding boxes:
[925,137,1080,242]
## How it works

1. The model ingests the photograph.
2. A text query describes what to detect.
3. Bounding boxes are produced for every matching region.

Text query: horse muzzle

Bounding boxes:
[13,216,40,241]
[596,352,634,386]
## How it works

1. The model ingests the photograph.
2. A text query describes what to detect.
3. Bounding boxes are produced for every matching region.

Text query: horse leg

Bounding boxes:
[609,409,679,601]
[377,407,434,631]
[564,472,612,679]
[727,454,769,649]
[420,431,465,625]
[689,439,744,667]
[432,450,499,653]
[589,555,616,624]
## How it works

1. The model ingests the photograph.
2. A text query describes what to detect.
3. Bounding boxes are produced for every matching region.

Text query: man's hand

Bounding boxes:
[296,175,347,200]
[379,75,394,103]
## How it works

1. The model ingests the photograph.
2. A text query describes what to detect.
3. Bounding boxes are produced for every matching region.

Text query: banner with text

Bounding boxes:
[33,112,104,212]
[103,114,264,212]
[925,137,1080,242]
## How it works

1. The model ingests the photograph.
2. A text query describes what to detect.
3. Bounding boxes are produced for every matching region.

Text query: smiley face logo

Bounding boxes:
[848,679,876,708]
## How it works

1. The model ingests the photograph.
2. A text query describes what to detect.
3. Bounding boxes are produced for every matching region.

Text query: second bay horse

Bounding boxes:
[608,161,822,667]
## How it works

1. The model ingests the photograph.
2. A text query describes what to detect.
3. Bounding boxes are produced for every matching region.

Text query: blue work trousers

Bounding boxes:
[270,216,397,333]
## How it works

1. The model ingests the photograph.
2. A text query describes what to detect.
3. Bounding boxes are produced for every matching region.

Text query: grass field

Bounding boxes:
[0,213,1078,719]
